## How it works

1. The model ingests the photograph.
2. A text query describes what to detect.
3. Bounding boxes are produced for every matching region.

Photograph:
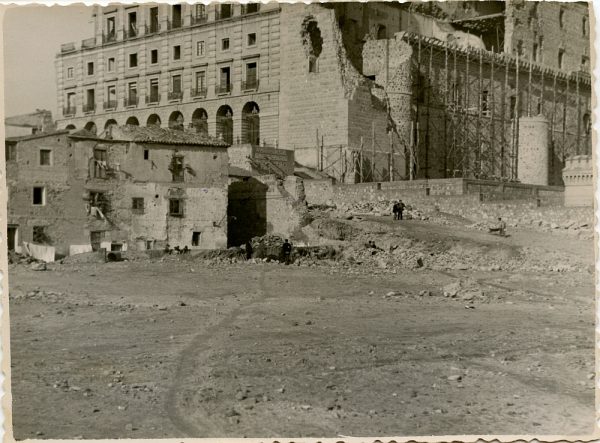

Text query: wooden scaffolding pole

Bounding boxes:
[501,54,508,179]
[513,54,520,180]
[360,136,364,183]
[490,49,496,178]
[527,57,533,117]
[477,49,483,177]
[464,49,470,177]
[452,44,457,176]
[425,42,433,178]
[576,72,581,155]
[444,40,449,178]
[371,121,375,181]
[389,131,394,181]
[562,77,568,161]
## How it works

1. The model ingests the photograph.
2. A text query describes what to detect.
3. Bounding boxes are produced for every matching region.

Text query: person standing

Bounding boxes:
[245,240,253,260]
[392,202,399,220]
[397,200,406,220]
[282,239,292,265]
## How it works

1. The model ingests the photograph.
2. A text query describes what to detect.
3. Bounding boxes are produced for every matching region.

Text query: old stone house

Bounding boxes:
[6,126,229,258]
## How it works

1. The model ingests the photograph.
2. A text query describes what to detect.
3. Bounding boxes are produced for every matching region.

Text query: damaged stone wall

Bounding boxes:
[7,133,90,257]
[228,144,295,177]
[71,137,229,251]
[228,175,309,247]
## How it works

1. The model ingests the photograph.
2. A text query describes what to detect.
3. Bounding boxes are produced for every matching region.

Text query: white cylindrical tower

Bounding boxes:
[517,115,549,185]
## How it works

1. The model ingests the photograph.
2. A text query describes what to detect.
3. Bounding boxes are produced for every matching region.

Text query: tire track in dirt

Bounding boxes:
[164,266,272,437]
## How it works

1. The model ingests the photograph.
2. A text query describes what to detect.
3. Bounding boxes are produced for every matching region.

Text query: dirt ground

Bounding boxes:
[7,218,596,439]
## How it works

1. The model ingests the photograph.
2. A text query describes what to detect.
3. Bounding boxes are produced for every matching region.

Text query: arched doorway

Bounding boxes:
[147,114,161,127]
[104,119,118,130]
[242,102,260,145]
[126,116,140,126]
[216,105,233,145]
[65,124,76,130]
[168,111,184,130]
[84,122,97,134]
[192,108,208,135]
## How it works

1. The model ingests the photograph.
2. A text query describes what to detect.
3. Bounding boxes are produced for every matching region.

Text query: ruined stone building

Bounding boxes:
[54,2,591,186]
[6,126,229,258]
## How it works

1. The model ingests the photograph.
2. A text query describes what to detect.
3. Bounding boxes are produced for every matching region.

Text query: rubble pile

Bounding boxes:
[334,200,430,221]
[8,251,40,265]
[251,235,285,260]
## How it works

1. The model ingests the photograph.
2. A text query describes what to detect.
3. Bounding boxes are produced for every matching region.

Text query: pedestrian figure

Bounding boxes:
[282,239,292,265]
[245,240,253,260]
[164,243,172,255]
[489,217,507,236]
[392,202,399,220]
[397,200,406,220]
[182,246,190,254]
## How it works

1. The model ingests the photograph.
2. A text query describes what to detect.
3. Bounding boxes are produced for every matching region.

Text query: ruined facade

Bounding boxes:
[6,126,229,258]
[54,2,591,186]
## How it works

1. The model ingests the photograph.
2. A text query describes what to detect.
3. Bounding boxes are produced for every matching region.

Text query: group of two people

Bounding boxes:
[244,238,293,264]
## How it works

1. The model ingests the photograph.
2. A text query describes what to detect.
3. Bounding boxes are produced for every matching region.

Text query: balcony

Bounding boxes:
[215,9,232,21]
[103,100,117,110]
[83,102,96,113]
[167,19,182,30]
[216,83,232,95]
[103,32,117,44]
[125,27,138,39]
[124,96,139,107]
[63,106,76,117]
[61,42,76,53]
[241,4,260,15]
[191,87,207,98]
[81,37,96,49]
[241,79,259,91]
[146,94,161,105]
[190,14,208,25]
[145,23,161,35]
[168,91,183,101]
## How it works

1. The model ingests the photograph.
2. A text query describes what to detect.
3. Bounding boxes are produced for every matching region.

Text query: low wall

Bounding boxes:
[303,178,564,207]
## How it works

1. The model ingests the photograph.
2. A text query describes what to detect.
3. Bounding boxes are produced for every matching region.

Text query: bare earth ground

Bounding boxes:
[8,219,596,439]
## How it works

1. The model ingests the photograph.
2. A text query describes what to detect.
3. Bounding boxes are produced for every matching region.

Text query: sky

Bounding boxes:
[3,5,94,118]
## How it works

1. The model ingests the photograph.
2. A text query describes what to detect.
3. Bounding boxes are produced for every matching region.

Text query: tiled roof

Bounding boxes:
[111,125,230,147]
[5,129,70,142]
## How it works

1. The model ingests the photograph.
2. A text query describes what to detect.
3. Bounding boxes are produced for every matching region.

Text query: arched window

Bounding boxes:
[84,121,97,134]
[65,124,76,130]
[377,24,387,39]
[192,108,208,135]
[168,111,184,130]
[242,102,260,145]
[583,112,591,135]
[147,114,161,127]
[216,105,233,145]
[104,119,117,130]
[126,116,140,126]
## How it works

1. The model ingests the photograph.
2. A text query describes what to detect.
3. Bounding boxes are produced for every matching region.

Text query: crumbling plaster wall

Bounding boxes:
[228,144,295,177]
[7,135,90,256]
[73,138,229,250]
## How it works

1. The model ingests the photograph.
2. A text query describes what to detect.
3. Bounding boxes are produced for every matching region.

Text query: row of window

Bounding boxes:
[66,32,258,81]
[103,3,260,42]
[64,62,258,115]
[28,185,185,218]
[557,8,588,36]
[514,40,589,70]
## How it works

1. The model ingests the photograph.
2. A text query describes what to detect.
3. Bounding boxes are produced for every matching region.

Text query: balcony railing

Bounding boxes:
[191,87,207,98]
[241,4,260,15]
[168,91,183,101]
[146,94,161,104]
[190,14,208,25]
[61,42,76,53]
[145,23,161,34]
[241,79,259,91]
[167,19,182,30]
[63,106,76,117]
[216,83,232,95]
[124,96,139,107]
[81,37,96,49]
[215,9,232,20]
[125,27,138,39]
[103,100,117,110]
[102,32,117,44]
[83,103,96,113]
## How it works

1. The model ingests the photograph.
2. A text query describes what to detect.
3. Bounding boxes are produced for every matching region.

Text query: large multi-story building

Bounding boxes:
[55,2,591,184]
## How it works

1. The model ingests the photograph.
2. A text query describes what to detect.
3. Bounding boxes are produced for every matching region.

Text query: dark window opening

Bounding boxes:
[222,38,230,51]
[173,45,181,60]
[558,49,565,69]
[247,33,256,46]
[559,9,565,29]
[93,148,107,178]
[128,11,137,37]
[482,90,489,113]
[171,155,185,182]
[219,4,232,19]
[192,231,201,246]
[40,149,52,166]
[87,61,94,75]
[5,142,16,162]
[143,149,149,160]
[132,197,144,214]
[169,198,184,217]
[33,226,51,245]
[242,3,259,14]
[583,113,591,135]
[33,187,45,205]
[149,7,159,33]
[309,55,318,73]
[129,53,138,68]
[150,49,158,64]
[172,4,182,28]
